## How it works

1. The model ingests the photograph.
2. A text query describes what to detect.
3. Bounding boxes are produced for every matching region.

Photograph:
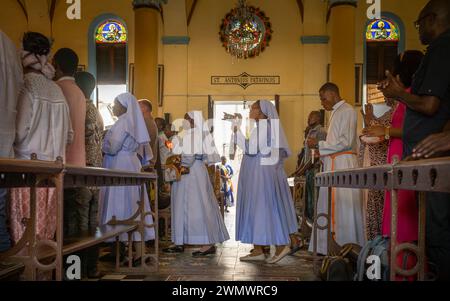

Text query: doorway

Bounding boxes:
[212,100,276,202]
[213,101,250,204]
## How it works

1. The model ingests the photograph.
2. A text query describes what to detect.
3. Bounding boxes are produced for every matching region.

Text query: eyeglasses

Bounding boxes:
[414,13,435,29]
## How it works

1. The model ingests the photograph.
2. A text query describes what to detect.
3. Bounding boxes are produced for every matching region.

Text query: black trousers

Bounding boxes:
[64,188,99,276]
[426,192,450,280]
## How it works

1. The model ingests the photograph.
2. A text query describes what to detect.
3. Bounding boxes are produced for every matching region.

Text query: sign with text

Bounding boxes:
[211,72,280,89]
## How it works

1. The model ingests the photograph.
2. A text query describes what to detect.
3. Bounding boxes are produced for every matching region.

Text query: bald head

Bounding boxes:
[418,0,450,45]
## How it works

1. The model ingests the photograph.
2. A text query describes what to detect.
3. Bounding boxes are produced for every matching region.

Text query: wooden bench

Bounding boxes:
[0,262,25,281]
[0,158,158,281]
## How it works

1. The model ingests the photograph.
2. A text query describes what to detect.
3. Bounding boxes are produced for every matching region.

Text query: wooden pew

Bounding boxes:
[0,158,158,281]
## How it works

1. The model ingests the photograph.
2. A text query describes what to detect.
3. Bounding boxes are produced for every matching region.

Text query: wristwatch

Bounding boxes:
[384,126,390,140]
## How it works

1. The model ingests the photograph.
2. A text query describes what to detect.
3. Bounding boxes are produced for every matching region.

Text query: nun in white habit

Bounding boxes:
[168,111,230,256]
[99,92,155,263]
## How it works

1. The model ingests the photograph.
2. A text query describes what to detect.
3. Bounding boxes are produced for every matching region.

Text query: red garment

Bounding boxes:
[9,188,57,244]
[382,100,419,242]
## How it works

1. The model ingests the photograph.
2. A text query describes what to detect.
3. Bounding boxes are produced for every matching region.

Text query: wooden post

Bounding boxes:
[418,192,426,281]
[26,184,37,281]
[390,188,398,281]
[327,186,332,255]
[54,172,64,281]
[313,186,319,274]
[140,184,146,267]
[154,177,159,269]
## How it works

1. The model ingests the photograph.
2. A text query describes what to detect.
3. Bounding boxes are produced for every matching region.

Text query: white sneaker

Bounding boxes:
[239,253,266,261]
[265,246,291,264]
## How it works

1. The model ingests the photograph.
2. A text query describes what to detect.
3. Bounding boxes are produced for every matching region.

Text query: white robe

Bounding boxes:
[14,72,73,162]
[170,128,229,245]
[309,100,365,255]
[0,31,23,158]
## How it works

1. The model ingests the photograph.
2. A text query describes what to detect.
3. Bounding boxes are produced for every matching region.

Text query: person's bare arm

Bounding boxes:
[379,71,441,116]
[394,90,440,116]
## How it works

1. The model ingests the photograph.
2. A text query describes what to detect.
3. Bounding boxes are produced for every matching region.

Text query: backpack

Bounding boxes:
[356,236,390,281]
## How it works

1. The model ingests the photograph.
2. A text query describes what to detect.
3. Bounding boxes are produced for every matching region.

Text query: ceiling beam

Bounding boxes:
[16,0,28,21]
[49,0,57,23]
[296,0,304,23]
[187,0,198,27]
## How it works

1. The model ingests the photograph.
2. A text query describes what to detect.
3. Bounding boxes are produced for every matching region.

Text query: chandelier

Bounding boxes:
[219,0,272,59]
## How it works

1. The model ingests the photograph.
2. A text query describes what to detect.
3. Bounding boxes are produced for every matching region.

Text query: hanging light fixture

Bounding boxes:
[219,0,272,60]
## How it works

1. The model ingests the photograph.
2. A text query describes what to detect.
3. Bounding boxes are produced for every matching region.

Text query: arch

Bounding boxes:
[377,12,406,52]
[95,20,128,44]
[366,19,400,42]
[88,13,129,100]
[362,12,405,106]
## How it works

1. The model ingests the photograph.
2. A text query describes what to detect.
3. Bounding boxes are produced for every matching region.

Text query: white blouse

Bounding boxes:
[14,72,73,162]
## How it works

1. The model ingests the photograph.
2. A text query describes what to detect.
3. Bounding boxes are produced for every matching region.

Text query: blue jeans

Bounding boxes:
[0,188,11,252]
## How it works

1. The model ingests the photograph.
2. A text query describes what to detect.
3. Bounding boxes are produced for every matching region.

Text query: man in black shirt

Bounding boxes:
[379,0,450,280]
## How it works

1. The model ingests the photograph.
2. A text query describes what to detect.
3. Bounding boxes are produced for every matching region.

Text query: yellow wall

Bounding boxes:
[164,0,303,169]
[355,0,428,64]
[0,0,29,46]
[51,0,135,68]
[0,0,427,174]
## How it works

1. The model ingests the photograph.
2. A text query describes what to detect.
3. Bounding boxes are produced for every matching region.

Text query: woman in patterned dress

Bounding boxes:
[360,103,394,240]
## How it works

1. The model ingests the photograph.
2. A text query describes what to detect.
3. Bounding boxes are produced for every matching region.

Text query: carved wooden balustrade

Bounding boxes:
[314,157,450,281]
[0,158,158,281]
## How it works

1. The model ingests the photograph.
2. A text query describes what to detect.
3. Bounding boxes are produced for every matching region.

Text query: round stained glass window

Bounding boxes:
[219,5,272,59]
[96,20,127,44]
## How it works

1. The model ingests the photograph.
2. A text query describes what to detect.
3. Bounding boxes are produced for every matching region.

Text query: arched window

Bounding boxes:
[95,20,127,44]
[366,19,399,42]
[365,18,400,104]
[93,19,128,127]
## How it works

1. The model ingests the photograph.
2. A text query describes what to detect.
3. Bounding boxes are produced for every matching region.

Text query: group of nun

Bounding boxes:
[64,82,299,262]
[162,100,299,263]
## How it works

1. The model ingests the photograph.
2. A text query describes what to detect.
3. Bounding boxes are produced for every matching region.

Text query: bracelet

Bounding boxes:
[384,126,390,140]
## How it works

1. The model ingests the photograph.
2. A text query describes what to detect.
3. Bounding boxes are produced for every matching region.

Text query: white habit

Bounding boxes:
[170,111,230,245]
[309,100,365,255]
[0,31,23,158]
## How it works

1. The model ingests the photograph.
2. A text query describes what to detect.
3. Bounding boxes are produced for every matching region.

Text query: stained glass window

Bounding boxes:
[366,19,399,42]
[95,20,127,44]
[219,5,273,59]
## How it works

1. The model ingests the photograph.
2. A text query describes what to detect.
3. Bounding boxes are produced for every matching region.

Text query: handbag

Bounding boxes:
[320,244,356,281]
[164,155,190,182]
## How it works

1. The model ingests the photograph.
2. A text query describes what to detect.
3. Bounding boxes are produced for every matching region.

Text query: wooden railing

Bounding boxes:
[0,158,158,281]
[314,157,450,281]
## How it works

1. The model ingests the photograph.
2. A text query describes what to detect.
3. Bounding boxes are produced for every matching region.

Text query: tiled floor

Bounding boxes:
[98,206,320,281]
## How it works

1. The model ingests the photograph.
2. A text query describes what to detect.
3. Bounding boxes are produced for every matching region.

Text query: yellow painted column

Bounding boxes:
[329,0,357,105]
[133,0,163,113]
